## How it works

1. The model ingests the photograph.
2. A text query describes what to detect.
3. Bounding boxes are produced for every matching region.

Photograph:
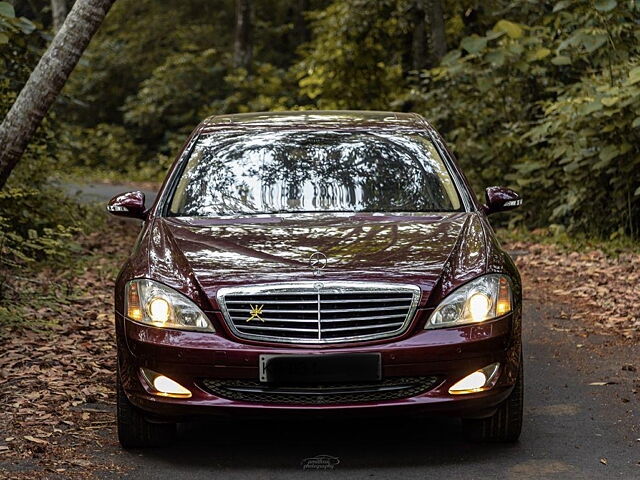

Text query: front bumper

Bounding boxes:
[116,310,521,420]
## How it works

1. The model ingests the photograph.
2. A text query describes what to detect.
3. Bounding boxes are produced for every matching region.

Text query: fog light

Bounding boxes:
[449,363,500,395]
[140,368,192,398]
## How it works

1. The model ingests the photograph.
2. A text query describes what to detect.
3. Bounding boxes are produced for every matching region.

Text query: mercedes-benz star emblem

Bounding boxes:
[309,251,328,273]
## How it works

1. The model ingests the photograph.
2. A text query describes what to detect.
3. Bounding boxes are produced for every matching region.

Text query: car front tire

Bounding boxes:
[462,359,524,443]
[116,375,176,448]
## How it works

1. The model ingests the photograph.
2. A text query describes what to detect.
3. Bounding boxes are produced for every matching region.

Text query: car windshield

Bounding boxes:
[168,129,462,216]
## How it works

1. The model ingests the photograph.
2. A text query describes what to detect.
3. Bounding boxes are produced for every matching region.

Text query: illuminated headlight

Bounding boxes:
[426,274,512,329]
[125,279,214,332]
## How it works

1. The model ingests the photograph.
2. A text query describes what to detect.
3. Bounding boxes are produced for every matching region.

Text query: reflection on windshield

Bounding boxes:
[169,130,461,216]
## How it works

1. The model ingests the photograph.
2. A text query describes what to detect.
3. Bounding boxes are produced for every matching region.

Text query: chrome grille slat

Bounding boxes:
[319,305,410,313]
[229,308,318,315]
[228,305,411,314]
[237,325,319,332]
[226,298,412,306]
[314,297,412,304]
[317,314,407,323]
[320,322,405,332]
[217,281,421,344]
[230,317,318,323]
[227,300,318,310]
[229,315,405,324]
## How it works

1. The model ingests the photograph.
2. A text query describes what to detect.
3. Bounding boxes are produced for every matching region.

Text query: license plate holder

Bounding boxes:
[259,353,381,384]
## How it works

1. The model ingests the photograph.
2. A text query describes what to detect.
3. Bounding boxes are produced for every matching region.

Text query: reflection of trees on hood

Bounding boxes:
[172,129,458,216]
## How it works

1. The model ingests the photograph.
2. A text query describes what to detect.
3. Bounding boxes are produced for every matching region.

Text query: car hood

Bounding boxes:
[145,212,491,309]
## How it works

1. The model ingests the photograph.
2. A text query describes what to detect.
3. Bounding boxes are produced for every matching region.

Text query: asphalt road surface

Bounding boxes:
[74,183,640,478]
[60,181,159,207]
[94,300,638,480]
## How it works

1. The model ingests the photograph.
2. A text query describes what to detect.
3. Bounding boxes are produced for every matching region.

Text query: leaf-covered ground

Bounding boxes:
[508,242,639,340]
[0,219,135,479]
[0,222,637,478]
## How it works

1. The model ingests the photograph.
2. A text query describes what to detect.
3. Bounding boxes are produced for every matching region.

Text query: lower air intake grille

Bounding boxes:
[200,377,439,405]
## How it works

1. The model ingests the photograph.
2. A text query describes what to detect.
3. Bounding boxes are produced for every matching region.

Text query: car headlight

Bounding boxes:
[125,279,214,332]
[426,274,512,329]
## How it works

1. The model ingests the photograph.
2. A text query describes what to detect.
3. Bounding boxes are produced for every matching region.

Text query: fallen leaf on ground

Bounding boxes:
[506,241,640,340]
[23,436,49,445]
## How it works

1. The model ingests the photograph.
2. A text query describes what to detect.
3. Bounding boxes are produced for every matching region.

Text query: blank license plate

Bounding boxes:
[259,353,381,384]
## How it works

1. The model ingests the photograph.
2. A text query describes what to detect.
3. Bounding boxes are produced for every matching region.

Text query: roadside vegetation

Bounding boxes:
[60,0,639,239]
[1,0,638,334]
[0,1,638,472]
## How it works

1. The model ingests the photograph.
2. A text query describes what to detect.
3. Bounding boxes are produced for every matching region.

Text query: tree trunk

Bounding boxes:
[293,0,309,46]
[233,0,253,70]
[0,0,116,190]
[424,0,446,67]
[51,0,68,32]
[411,1,427,70]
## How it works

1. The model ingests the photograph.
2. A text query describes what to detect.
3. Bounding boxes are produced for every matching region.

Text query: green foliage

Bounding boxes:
[58,123,142,171]
[0,187,82,266]
[61,0,235,125]
[218,63,299,113]
[1,2,39,116]
[1,5,96,268]
[403,16,553,197]
[0,1,36,50]
[401,0,640,237]
[35,0,640,240]
[123,49,228,138]
[522,63,640,237]
[294,0,405,109]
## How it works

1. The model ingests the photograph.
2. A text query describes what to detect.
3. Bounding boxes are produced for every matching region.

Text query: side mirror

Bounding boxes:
[483,186,522,215]
[107,191,147,220]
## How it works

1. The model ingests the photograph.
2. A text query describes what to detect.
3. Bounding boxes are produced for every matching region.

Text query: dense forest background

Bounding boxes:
[1,0,639,266]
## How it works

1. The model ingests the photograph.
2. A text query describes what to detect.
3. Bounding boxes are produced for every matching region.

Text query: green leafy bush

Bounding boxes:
[1,3,95,267]
[0,187,82,266]
[401,0,639,237]
[293,0,404,109]
[43,0,640,240]
[217,63,299,113]
[522,64,640,237]
[58,123,143,171]
[123,49,228,139]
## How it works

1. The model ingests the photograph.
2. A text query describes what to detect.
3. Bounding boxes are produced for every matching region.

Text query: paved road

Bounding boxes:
[99,303,639,479]
[74,183,640,478]
[60,181,159,207]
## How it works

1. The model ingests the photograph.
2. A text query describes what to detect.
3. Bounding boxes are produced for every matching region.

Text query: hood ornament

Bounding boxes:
[309,251,328,275]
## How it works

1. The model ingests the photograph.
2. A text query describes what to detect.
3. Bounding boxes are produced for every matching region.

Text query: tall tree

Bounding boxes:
[293,0,309,45]
[51,0,68,32]
[412,0,446,69]
[233,0,253,70]
[0,0,116,189]
[424,0,446,67]
[411,3,427,70]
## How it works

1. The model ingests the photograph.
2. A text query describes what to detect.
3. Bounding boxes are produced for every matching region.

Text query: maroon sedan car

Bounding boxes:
[108,111,523,448]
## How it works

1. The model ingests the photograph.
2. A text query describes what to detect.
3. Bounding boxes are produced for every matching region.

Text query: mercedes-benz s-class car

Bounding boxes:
[108,111,523,448]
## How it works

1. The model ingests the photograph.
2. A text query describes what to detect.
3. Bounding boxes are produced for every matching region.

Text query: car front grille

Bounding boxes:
[200,376,439,405]
[216,282,421,344]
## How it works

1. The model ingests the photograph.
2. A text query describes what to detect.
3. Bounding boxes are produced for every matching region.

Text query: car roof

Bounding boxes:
[200,110,430,131]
